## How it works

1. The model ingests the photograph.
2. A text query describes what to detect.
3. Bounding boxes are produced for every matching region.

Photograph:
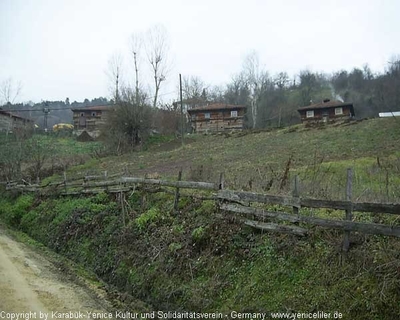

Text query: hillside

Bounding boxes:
[71,118,400,202]
[1,118,400,319]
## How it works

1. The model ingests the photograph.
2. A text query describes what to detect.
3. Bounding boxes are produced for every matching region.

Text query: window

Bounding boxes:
[231,110,238,117]
[191,114,196,121]
[306,110,314,118]
[204,112,210,119]
[335,107,343,115]
[80,112,84,117]
[91,112,97,117]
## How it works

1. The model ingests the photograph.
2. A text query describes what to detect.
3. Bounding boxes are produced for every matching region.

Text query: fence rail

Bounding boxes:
[2,168,400,250]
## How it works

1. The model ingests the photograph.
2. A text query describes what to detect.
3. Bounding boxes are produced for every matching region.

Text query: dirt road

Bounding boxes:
[0,226,113,317]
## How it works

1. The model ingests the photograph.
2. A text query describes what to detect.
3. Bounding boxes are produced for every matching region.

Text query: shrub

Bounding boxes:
[135,207,161,230]
[2,195,34,227]
[192,226,206,242]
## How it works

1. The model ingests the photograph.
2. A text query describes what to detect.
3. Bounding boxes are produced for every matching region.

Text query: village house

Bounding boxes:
[0,109,34,133]
[187,103,246,133]
[297,99,355,124]
[71,105,113,138]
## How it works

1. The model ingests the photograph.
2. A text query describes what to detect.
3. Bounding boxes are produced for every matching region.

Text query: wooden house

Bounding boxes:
[187,103,246,133]
[298,99,355,124]
[0,109,34,133]
[71,105,113,138]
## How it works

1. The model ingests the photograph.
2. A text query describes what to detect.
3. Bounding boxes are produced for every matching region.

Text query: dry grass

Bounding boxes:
[63,118,400,201]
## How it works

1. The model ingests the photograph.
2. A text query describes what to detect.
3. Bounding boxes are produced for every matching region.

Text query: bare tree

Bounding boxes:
[225,73,250,105]
[183,75,207,100]
[145,25,170,108]
[242,51,269,128]
[103,87,152,154]
[107,53,124,102]
[274,72,290,90]
[130,34,143,105]
[0,77,22,106]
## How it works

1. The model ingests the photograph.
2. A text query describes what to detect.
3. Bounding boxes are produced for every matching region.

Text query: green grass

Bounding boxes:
[31,134,103,156]
[59,118,400,202]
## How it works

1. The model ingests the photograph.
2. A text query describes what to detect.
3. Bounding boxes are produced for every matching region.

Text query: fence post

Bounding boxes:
[174,169,183,213]
[104,170,108,193]
[63,171,67,193]
[120,191,126,227]
[343,168,353,252]
[292,175,300,215]
[219,172,225,190]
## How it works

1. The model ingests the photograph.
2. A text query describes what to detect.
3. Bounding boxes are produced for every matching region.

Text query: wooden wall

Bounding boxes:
[0,114,32,132]
[190,109,245,133]
[299,106,352,123]
[72,110,108,131]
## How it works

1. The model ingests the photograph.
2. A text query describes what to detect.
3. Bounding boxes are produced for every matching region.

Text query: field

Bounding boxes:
[64,118,400,202]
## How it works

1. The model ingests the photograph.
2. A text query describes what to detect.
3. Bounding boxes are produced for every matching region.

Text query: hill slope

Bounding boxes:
[72,118,400,201]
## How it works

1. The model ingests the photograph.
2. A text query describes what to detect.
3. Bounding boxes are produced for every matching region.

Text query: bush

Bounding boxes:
[0,195,34,227]
[135,207,162,230]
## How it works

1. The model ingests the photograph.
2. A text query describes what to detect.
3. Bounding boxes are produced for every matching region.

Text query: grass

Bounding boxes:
[59,118,400,202]
[31,134,103,156]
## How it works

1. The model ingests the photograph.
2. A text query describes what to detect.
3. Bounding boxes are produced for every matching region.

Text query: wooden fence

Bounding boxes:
[2,168,400,251]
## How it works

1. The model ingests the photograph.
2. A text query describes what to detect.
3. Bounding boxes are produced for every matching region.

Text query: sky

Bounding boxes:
[1,0,400,104]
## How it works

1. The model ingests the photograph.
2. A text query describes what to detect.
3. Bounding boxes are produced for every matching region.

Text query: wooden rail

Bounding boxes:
[221,203,400,238]
[217,190,400,214]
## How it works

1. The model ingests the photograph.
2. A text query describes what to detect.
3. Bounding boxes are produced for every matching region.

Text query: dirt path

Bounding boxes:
[0,227,114,317]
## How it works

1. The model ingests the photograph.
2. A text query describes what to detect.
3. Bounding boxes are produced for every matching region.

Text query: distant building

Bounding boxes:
[297,99,355,124]
[0,109,34,132]
[187,103,246,133]
[379,111,400,117]
[71,105,113,138]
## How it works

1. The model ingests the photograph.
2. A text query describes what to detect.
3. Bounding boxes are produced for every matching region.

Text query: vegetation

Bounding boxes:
[0,133,102,181]
[1,189,400,318]
[64,117,400,202]
[180,55,400,129]
[0,116,399,318]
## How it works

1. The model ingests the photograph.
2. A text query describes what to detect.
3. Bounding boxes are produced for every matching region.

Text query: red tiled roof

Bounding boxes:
[71,105,113,112]
[187,103,246,113]
[298,100,353,111]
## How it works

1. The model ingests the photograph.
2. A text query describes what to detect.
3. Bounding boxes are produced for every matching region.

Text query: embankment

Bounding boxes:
[1,191,400,319]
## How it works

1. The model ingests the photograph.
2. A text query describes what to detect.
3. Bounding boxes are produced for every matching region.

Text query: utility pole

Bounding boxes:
[179,74,184,146]
[43,102,50,133]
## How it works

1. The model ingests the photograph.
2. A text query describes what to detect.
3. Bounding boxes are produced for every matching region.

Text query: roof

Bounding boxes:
[187,103,246,113]
[0,110,33,122]
[71,105,113,112]
[298,100,353,111]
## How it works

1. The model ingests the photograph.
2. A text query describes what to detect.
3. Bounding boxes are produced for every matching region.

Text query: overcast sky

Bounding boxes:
[1,0,399,104]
